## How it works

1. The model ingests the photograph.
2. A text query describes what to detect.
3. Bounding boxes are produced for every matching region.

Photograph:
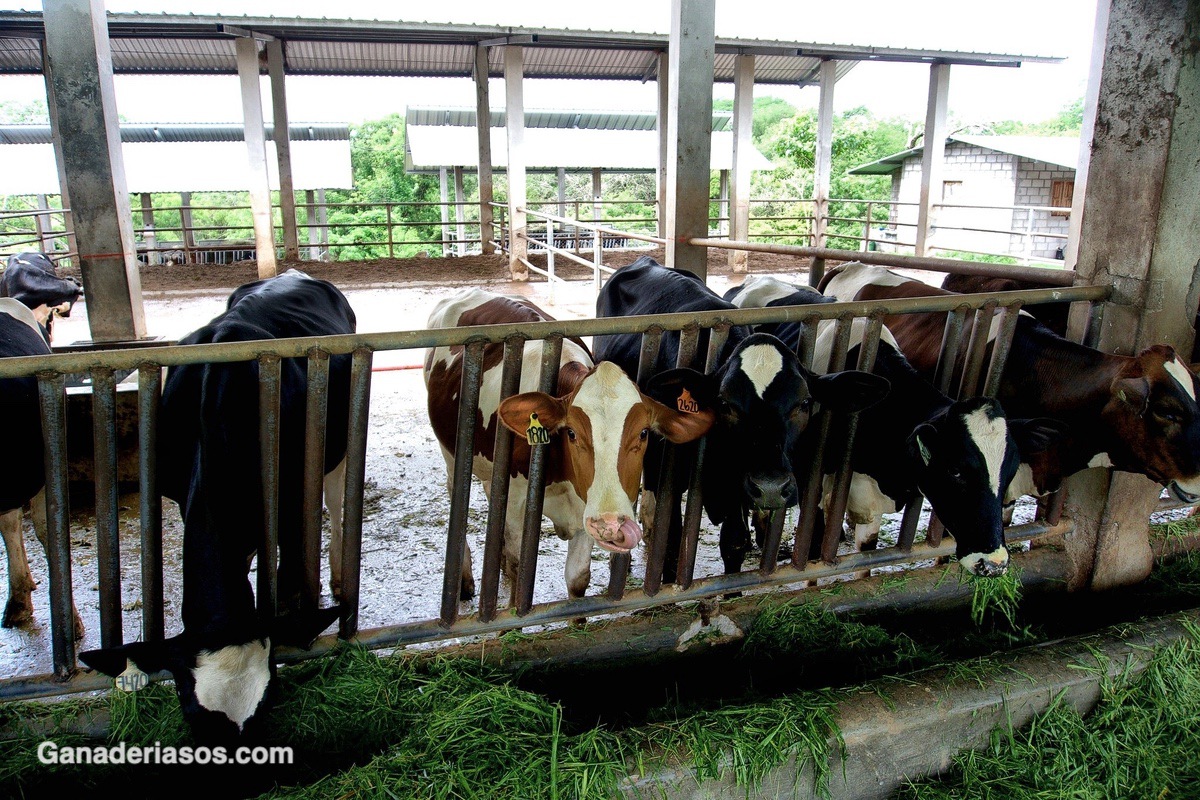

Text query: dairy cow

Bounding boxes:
[822,262,1200,506]
[80,269,351,743]
[2,252,82,343]
[424,288,715,601]
[940,272,1069,337]
[728,275,1064,575]
[594,257,890,577]
[0,298,84,635]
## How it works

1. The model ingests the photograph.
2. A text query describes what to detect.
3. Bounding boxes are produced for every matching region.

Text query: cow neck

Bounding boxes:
[999,317,1123,418]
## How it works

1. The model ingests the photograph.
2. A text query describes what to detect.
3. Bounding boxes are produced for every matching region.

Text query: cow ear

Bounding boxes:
[646,396,716,444]
[1008,417,1068,457]
[270,605,343,650]
[79,636,186,679]
[498,392,568,436]
[811,370,890,413]
[1112,376,1150,416]
[907,423,937,467]
[644,368,718,411]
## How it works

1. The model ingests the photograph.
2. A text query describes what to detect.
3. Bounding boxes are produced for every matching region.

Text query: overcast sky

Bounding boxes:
[1,0,1101,127]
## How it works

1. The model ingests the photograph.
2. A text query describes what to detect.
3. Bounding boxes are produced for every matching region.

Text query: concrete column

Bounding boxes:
[665,0,716,279]
[235,35,277,279]
[267,39,299,261]
[728,54,754,272]
[305,189,319,259]
[475,44,496,255]
[915,63,951,258]
[557,167,567,218]
[439,167,451,257]
[42,0,146,343]
[1064,0,1111,271]
[34,194,48,252]
[808,59,838,286]
[1062,0,1200,591]
[504,45,528,280]
[139,193,158,265]
[179,191,196,263]
[592,168,602,222]
[40,41,77,266]
[317,188,329,259]
[656,51,669,240]
[454,165,466,256]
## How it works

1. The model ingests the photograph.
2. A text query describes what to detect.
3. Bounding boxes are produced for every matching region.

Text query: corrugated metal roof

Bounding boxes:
[0,11,1063,83]
[848,134,1081,175]
[404,108,734,132]
[0,123,350,145]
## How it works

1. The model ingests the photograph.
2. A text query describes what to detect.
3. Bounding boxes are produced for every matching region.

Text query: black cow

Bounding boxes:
[79,269,350,743]
[594,257,889,577]
[0,299,83,635]
[2,252,83,343]
[728,275,1064,576]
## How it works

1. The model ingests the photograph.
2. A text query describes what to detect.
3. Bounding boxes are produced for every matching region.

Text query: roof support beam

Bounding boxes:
[656,51,669,240]
[42,0,146,345]
[39,40,77,263]
[474,44,495,255]
[809,58,837,286]
[504,45,528,279]
[665,0,716,279]
[727,53,754,273]
[235,35,277,279]
[267,39,299,261]
[915,62,950,258]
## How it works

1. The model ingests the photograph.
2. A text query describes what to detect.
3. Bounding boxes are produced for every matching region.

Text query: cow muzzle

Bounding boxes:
[586,513,643,553]
[959,546,1010,578]
[744,473,797,511]
[1169,480,1200,504]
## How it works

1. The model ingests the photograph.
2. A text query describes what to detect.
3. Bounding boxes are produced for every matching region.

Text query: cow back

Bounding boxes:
[0,300,51,512]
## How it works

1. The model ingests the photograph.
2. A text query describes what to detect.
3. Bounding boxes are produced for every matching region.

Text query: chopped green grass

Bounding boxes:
[959,565,1024,628]
[895,621,1200,799]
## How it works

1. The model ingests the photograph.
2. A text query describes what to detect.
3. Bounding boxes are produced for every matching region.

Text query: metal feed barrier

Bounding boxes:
[0,281,1111,701]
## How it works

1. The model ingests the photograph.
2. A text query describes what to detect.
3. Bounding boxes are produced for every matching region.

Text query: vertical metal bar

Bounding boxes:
[758,508,788,576]
[301,349,331,612]
[515,336,563,615]
[826,314,854,373]
[934,306,969,395]
[480,337,524,622]
[981,303,1021,399]
[643,444,676,595]
[137,365,164,643]
[258,355,282,620]
[338,348,373,641]
[676,324,701,371]
[38,373,74,679]
[442,340,486,626]
[1044,485,1067,526]
[1083,301,1105,349]
[89,368,122,648]
[793,410,831,569]
[896,498,923,552]
[927,517,946,547]
[796,314,820,371]
[957,301,997,400]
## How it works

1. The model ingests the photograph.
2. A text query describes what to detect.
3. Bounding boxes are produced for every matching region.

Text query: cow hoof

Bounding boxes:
[330,580,344,604]
[459,576,476,601]
[2,598,33,629]
[72,608,85,641]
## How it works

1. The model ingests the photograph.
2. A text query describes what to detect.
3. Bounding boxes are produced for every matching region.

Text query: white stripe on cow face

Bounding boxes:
[570,362,641,519]
[738,343,783,398]
[192,639,271,732]
[1164,357,1197,402]
[964,405,1008,496]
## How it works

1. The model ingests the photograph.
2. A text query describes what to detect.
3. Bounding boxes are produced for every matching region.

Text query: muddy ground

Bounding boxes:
[0,247,1118,680]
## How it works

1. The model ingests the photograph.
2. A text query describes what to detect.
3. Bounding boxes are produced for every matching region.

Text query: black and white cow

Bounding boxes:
[594,257,890,577]
[79,269,350,743]
[2,252,82,343]
[728,275,1064,575]
[0,298,83,635]
[424,288,715,601]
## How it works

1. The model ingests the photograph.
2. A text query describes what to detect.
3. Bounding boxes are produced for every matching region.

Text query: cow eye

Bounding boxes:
[639,428,649,441]
[565,427,577,442]
[1156,410,1182,424]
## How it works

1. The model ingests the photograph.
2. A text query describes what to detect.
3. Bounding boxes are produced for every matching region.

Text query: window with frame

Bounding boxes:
[1051,180,1074,217]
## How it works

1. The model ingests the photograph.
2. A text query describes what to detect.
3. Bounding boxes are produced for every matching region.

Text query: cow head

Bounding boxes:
[1103,345,1200,502]
[907,397,1065,577]
[645,333,890,515]
[79,607,340,744]
[496,360,714,553]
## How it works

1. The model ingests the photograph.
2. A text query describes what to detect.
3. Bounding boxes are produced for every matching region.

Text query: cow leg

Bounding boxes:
[563,529,591,601]
[851,518,882,581]
[719,514,751,575]
[637,488,656,545]
[460,538,475,601]
[1,507,34,628]
[323,458,347,602]
[28,489,83,639]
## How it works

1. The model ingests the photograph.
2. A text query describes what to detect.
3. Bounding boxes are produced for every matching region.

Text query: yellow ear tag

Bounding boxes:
[676,387,700,414]
[526,412,551,445]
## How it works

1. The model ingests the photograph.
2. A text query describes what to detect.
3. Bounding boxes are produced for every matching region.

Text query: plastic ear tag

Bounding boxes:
[116,659,149,693]
[916,435,932,466]
[676,388,700,414]
[526,412,551,445]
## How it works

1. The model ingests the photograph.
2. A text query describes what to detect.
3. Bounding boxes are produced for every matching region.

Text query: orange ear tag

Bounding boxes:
[526,412,551,445]
[676,388,700,414]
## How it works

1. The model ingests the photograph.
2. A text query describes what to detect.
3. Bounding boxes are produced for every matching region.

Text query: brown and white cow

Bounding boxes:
[821,262,1200,506]
[423,288,714,601]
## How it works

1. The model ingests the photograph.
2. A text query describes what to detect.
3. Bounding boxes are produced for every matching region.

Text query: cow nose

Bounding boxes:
[745,474,796,510]
[961,546,1010,577]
